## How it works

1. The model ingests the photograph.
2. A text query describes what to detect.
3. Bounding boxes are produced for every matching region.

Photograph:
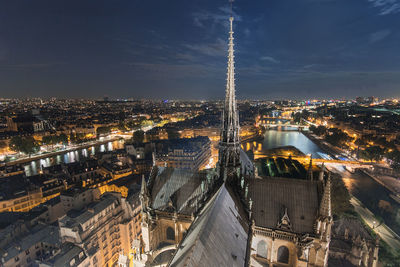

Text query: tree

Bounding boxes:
[331,174,356,218]
[302,110,310,120]
[126,120,139,130]
[293,110,310,124]
[132,130,145,143]
[140,120,153,128]
[58,133,68,145]
[9,136,40,156]
[324,128,351,148]
[0,141,7,149]
[96,126,111,135]
[293,112,302,124]
[359,150,373,162]
[9,136,23,153]
[117,122,128,132]
[359,146,384,162]
[386,150,400,171]
[355,138,367,148]
[166,128,180,139]
[310,125,327,136]
[42,135,56,146]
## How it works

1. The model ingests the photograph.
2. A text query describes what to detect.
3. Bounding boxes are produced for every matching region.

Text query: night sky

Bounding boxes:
[1,0,400,99]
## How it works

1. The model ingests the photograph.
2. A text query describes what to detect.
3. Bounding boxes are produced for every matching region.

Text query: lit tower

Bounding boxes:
[219,16,241,180]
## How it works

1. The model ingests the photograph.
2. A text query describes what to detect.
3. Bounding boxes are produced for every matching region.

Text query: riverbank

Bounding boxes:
[2,136,123,167]
[301,131,344,158]
[340,168,400,237]
[350,196,400,251]
[241,132,264,143]
[361,169,400,200]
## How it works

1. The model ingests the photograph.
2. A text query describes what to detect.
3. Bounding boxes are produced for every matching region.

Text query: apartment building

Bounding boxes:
[58,193,139,267]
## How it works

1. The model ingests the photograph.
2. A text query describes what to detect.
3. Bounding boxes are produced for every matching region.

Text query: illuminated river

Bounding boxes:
[243,128,325,158]
[245,128,400,234]
[24,140,124,176]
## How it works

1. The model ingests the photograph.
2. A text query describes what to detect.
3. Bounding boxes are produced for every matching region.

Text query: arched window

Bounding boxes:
[277,246,289,264]
[166,227,175,240]
[256,240,267,258]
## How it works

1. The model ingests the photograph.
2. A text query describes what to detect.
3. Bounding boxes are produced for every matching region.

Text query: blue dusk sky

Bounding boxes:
[0,0,400,99]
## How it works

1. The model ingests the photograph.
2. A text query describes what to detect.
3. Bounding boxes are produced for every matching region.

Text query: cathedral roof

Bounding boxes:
[151,249,176,267]
[150,167,209,214]
[248,178,321,234]
[240,149,254,176]
[331,217,374,241]
[168,184,249,267]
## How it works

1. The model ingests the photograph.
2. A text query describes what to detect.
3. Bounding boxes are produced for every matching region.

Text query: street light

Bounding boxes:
[372,220,376,229]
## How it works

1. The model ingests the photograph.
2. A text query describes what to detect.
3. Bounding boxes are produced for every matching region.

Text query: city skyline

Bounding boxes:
[1,0,400,99]
[1,2,400,267]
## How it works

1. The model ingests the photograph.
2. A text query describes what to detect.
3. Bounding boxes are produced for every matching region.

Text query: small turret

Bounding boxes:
[319,172,331,218]
[319,163,325,181]
[152,152,156,166]
[140,175,149,211]
[307,156,313,181]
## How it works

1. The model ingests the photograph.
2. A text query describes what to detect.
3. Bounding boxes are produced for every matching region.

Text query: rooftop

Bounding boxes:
[59,193,118,231]
[169,184,249,267]
[0,174,35,201]
[248,177,321,234]
[43,242,87,267]
[150,167,209,214]
[331,217,374,241]
[0,224,60,263]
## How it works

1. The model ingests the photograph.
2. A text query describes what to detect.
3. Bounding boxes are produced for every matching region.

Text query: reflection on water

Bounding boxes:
[242,129,324,158]
[343,171,398,207]
[82,148,88,158]
[342,177,355,193]
[24,140,124,176]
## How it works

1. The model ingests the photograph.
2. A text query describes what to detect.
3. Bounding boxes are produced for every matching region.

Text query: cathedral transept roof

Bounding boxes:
[150,167,211,214]
[248,178,321,233]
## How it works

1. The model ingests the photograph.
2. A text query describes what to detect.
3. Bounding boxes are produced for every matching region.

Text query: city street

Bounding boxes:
[2,135,120,166]
[2,127,155,167]
[350,197,400,251]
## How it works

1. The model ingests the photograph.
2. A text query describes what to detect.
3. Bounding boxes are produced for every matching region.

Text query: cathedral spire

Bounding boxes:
[319,173,331,218]
[219,16,241,179]
[222,16,240,144]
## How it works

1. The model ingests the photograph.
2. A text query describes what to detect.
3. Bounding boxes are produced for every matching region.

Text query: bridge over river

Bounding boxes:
[253,152,373,169]
[259,117,310,130]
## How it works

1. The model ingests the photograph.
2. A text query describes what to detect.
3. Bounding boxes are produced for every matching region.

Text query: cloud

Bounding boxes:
[123,62,222,80]
[244,28,251,37]
[192,6,242,29]
[303,64,319,69]
[260,56,280,64]
[239,64,273,76]
[369,0,400,15]
[184,38,226,57]
[369,29,391,43]
[0,62,64,70]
